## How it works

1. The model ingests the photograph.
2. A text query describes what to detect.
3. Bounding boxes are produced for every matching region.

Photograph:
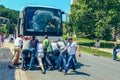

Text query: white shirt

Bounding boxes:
[8,35,14,40]
[95,41,100,47]
[57,41,66,50]
[37,43,44,53]
[51,42,59,50]
[67,42,77,55]
[22,40,30,49]
[14,37,23,47]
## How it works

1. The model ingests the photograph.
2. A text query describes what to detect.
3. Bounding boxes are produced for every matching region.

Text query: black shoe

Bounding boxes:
[41,70,45,74]
[8,65,13,69]
[14,63,21,65]
[63,70,67,75]
[64,71,67,75]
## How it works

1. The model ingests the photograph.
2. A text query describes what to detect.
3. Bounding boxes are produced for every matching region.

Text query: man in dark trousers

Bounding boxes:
[42,35,53,70]
[61,37,81,75]
[29,36,38,70]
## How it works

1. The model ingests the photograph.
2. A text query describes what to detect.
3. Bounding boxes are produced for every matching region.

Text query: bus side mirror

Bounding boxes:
[61,11,65,14]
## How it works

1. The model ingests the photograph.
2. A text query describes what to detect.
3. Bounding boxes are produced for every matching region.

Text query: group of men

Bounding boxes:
[8,35,81,75]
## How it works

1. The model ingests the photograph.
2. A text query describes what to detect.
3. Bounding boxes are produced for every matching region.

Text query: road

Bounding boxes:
[0,39,27,80]
[0,48,15,80]
[2,39,120,80]
[25,51,120,80]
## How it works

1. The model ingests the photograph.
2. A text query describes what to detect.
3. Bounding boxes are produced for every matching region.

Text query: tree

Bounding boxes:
[6,23,16,34]
[69,0,120,40]
[0,5,19,34]
[0,5,19,24]
[0,24,7,34]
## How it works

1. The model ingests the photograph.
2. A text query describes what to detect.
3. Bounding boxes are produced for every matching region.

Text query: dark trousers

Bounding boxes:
[53,49,60,67]
[113,51,118,60]
[21,49,30,68]
[65,55,76,72]
[58,50,68,69]
[44,52,53,68]
[29,48,36,69]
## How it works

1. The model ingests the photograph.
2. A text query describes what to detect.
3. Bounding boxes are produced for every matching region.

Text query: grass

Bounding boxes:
[79,46,113,58]
[78,38,116,48]
[76,38,114,58]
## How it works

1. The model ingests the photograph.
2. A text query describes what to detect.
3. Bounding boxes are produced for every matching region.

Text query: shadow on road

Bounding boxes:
[66,71,90,76]
[66,62,90,76]
[76,62,91,69]
[0,48,16,80]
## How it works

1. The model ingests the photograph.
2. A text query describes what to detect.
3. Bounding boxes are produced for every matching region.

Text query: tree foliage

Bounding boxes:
[0,5,19,24]
[0,5,19,34]
[69,0,120,40]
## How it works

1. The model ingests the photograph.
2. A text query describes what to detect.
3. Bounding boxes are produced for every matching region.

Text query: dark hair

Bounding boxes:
[97,39,99,42]
[57,38,61,41]
[68,37,72,40]
[32,36,36,40]
[44,35,48,39]
[18,34,22,37]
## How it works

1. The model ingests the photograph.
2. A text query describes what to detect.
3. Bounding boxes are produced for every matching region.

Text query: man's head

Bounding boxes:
[24,36,28,39]
[18,34,23,38]
[44,35,48,40]
[23,36,31,40]
[68,37,72,43]
[32,36,36,40]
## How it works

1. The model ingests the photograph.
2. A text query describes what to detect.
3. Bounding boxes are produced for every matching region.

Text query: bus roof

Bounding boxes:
[21,5,61,11]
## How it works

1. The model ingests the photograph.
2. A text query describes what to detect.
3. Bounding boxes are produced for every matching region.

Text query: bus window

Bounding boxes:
[26,8,62,34]
[17,6,63,37]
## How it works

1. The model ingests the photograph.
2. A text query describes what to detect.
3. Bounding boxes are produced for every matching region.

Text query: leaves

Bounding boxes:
[0,5,19,24]
[0,5,19,34]
[68,0,120,40]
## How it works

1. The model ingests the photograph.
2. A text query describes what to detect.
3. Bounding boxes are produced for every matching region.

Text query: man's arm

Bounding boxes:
[42,40,46,49]
[61,46,68,54]
[76,45,81,57]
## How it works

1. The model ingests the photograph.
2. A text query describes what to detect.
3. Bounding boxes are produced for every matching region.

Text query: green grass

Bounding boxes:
[78,38,115,48]
[79,46,113,58]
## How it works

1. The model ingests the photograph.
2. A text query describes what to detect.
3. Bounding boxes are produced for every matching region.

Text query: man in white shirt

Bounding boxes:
[21,36,31,70]
[57,38,67,71]
[8,34,23,69]
[62,37,81,75]
[57,38,66,50]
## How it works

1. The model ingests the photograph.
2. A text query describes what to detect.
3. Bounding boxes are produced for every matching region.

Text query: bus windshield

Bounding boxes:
[25,7,62,35]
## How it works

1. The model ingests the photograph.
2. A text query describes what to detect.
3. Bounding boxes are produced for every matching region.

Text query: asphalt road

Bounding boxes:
[25,52,120,80]
[2,39,120,80]
[0,48,16,80]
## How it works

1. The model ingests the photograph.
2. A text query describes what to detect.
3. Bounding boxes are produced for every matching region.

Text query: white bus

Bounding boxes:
[16,5,65,41]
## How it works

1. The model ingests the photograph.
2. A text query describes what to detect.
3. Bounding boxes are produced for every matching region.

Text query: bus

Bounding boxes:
[15,5,65,41]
